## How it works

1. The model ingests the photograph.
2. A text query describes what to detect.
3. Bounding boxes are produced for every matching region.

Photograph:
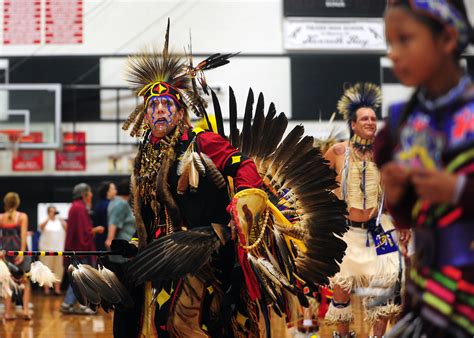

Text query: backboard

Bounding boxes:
[0,83,62,150]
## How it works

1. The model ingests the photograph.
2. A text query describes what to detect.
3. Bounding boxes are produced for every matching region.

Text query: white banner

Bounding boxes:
[284,18,386,51]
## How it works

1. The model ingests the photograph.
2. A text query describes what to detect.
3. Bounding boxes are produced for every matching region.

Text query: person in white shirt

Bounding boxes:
[38,206,67,295]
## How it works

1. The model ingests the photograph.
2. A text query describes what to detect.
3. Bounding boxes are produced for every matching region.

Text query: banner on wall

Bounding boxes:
[2,0,83,45]
[45,0,83,44]
[12,132,44,171]
[3,0,41,45]
[284,18,386,51]
[55,132,86,171]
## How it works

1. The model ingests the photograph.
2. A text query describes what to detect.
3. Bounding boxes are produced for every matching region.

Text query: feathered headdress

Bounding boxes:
[337,82,382,122]
[123,19,237,137]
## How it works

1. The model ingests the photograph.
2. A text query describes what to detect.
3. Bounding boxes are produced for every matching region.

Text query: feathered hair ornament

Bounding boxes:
[337,82,382,123]
[123,18,237,137]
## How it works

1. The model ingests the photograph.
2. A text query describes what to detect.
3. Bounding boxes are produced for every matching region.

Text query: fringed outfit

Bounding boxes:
[326,83,402,327]
[124,126,262,338]
[375,75,474,338]
[118,21,348,338]
[326,145,402,325]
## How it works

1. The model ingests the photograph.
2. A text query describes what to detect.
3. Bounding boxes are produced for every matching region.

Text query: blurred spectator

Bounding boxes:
[105,178,135,266]
[0,192,32,320]
[38,205,67,295]
[93,181,117,251]
[61,183,104,315]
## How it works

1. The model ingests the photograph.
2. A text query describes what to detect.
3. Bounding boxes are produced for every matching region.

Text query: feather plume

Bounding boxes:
[337,82,382,121]
[0,260,12,298]
[177,147,192,176]
[29,261,59,288]
[122,105,143,132]
[130,110,145,137]
[125,20,235,136]
[195,53,239,72]
[193,152,206,176]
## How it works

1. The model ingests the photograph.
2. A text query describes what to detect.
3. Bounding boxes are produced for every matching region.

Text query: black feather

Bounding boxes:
[68,265,89,306]
[78,264,121,304]
[197,52,239,71]
[163,18,170,60]
[72,267,101,305]
[258,112,288,161]
[240,88,254,154]
[228,87,239,147]
[127,228,223,285]
[271,125,304,167]
[99,266,134,308]
[211,89,225,137]
[249,92,265,157]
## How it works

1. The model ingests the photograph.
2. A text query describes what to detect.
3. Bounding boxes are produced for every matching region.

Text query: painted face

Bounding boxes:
[385,7,450,88]
[351,107,377,139]
[145,96,184,138]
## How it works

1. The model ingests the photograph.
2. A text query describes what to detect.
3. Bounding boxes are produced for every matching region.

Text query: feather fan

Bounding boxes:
[127,225,230,285]
[225,87,348,289]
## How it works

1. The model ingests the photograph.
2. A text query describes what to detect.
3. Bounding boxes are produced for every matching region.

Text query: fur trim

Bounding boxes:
[131,173,148,249]
[364,300,401,324]
[156,144,182,229]
[324,302,353,325]
[330,275,364,292]
[370,251,400,289]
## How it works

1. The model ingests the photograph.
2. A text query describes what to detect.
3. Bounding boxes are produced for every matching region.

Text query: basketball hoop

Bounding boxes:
[0,129,24,156]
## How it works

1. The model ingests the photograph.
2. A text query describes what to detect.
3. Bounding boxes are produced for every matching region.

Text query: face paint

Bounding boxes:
[145,95,182,138]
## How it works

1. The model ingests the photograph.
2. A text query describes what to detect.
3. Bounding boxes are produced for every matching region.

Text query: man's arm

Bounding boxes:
[324,142,345,173]
[106,200,123,249]
[105,225,117,249]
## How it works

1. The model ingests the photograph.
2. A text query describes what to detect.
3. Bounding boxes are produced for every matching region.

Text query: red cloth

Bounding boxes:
[65,199,95,251]
[196,131,263,190]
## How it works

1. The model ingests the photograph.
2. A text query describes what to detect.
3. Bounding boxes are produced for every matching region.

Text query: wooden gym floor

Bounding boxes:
[0,291,375,338]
